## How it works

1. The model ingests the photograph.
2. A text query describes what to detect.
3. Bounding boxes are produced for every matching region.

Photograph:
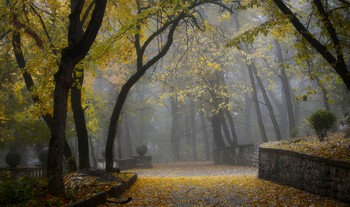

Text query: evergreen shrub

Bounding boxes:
[308,110,336,141]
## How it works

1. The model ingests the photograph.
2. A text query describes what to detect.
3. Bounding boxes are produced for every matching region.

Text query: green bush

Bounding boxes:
[0,174,46,206]
[0,173,64,207]
[308,110,336,141]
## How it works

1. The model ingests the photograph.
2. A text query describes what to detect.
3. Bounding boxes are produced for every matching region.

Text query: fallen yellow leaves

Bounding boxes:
[106,175,347,206]
[64,170,135,201]
[261,132,350,162]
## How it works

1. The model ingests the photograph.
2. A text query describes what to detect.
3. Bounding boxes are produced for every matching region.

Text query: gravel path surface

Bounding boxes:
[131,162,258,177]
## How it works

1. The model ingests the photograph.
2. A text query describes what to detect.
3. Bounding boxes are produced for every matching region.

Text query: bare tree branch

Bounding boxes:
[0,30,12,41]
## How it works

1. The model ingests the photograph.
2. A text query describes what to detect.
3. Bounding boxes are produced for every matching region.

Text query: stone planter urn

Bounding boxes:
[133,144,152,168]
[136,144,148,156]
[5,151,21,168]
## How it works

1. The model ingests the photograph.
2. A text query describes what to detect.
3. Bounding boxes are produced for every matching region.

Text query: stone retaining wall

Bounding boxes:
[213,145,258,166]
[259,147,350,203]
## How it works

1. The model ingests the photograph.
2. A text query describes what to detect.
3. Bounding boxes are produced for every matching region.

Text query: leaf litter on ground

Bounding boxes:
[261,132,350,162]
[64,169,135,203]
[102,162,348,207]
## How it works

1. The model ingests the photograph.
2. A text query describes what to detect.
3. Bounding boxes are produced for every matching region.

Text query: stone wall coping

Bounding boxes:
[215,144,258,150]
[259,147,350,169]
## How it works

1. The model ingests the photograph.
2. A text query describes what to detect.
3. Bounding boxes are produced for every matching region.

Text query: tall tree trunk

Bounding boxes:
[200,111,210,160]
[268,89,288,138]
[123,116,133,158]
[184,104,191,145]
[190,100,197,161]
[117,119,123,159]
[219,110,234,146]
[89,136,98,168]
[246,63,268,142]
[64,139,77,171]
[170,96,180,162]
[67,0,93,170]
[294,100,301,136]
[211,114,226,148]
[138,85,145,144]
[223,109,239,145]
[251,62,282,140]
[274,39,295,137]
[244,77,253,143]
[233,11,253,143]
[308,60,331,111]
[68,2,95,169]
[341,87,350,114]
[48,61,72,195]
[71,68,90,169]
[12,32,77,171]
[320,85,331,111]
[48,0,107,195]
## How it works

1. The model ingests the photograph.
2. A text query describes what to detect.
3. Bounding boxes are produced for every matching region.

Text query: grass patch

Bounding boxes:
[260,132,350,162]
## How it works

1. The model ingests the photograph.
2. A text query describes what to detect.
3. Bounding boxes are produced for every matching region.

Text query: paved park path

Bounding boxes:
[104,162,348,207]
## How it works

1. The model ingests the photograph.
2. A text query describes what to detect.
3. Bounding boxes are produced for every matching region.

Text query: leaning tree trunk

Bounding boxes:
[246,62,268,143]
[106,72,147,171]
[223,109,239,145]
[273,0,350,92]
[251,62,282,141]
[105,13,184,171]
[71,68,90,169]
[274,39,295,137]
[218,110,235,146]
[268,89,288,139]
[234,10,268,142]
